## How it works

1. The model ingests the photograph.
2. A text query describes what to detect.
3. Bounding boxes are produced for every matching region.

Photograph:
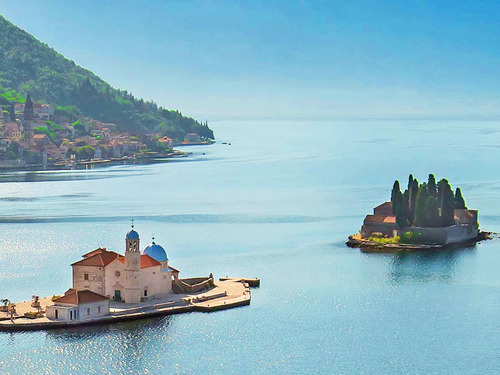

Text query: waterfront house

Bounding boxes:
[46,289,110,321]
[34,134,50,146]
[157,136,173,151]
[360,202,397,237]
[5,122,21,139]
[185,133,200,143]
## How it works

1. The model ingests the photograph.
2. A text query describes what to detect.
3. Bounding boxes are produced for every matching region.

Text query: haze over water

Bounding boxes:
[0,119,499,374]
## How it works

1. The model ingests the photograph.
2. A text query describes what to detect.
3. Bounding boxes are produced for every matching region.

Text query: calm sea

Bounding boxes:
[0,119,499,374]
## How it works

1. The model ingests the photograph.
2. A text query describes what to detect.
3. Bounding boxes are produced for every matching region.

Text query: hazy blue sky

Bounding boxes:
[2,1,500,120]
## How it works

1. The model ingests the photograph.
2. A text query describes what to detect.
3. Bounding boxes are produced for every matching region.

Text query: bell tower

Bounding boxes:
[23,93,35,147]
[123,222,142,304]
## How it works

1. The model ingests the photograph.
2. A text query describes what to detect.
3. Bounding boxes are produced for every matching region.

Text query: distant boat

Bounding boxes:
[222,142,228,145]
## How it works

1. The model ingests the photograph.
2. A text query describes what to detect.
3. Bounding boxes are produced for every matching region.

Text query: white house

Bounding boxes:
[46,289,110,321]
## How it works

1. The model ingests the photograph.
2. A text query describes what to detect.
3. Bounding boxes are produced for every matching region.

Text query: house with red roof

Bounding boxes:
[46,289,110,321]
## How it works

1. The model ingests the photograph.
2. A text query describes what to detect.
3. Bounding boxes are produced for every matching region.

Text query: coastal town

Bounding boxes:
[0,94,211,169]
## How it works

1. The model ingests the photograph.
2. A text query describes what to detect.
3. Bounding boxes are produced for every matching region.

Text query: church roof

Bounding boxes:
[118,254,161,269]
[24,93,33,109]
[52,289,109,305]
[72,248,121,267]
[126,229,139,239]
[81,247,109,258]
[143,241,168,262]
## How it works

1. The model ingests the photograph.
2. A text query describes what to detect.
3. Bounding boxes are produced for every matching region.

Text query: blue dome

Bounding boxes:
[143,242,168,262]
[126,229,139,239]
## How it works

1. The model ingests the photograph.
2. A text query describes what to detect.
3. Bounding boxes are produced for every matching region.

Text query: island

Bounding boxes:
[347,174,491,252]
[0,225,258,331]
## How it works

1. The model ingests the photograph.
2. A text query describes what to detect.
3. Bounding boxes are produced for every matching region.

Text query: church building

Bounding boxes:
[71,225,179,304]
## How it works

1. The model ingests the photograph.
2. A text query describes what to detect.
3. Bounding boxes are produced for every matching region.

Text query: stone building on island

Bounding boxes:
[47,225,180,321]
[360,201,479,245]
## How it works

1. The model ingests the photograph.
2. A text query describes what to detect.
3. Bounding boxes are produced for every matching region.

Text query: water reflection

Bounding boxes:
[386,247,476,284]
[46,315,173,344]
[0,193,94,202]
[0,166,154,183]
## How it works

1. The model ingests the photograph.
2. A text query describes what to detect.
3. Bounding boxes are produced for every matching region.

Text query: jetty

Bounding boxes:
[219,277,260,287]
[0,279,254,331]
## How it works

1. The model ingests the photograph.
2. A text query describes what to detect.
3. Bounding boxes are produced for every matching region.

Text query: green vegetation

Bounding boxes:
[75,145,95,160]
[400,231,422,244]
[391,174,468,228]
[34,127,55,141]
[0,16,213,141]
[367,235,400,244]
[454,187,467,209]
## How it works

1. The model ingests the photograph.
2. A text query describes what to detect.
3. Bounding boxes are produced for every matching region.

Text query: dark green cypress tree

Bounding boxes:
[413,184,429,227]
[428,174,437,197]
[396,201,410,228]
[454,187,467,209]
[437,178,449,209]
[409,178,419,221]
[403,189,410,215]
[439,180,455,226]
[391,180,401,215]
[407,174,414,191]
[425,196,441,227]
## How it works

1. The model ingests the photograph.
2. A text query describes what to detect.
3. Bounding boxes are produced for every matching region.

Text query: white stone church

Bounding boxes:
[70,225,179,304]
[47,226,180,321]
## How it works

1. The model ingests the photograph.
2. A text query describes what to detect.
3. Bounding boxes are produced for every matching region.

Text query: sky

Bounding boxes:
[2,0,500,120]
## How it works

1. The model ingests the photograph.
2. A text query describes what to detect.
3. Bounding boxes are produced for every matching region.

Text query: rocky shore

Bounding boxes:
[346,232,493,253]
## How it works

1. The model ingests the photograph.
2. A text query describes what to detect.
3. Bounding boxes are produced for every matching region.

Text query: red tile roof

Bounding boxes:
[364,215,397,224]
[53,289,109,305]
[72,248,121,267]
[374,202,392,210]
[82,247,108,258]
[118,254,161,269]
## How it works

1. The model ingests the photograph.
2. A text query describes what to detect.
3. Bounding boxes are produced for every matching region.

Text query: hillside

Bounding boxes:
[0,16,213,141]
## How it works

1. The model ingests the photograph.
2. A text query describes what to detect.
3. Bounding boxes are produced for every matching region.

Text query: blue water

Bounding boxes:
[0,119,499,374]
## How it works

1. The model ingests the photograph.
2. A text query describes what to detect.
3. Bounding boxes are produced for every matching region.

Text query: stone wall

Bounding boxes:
[172,277,214,294]
[361,222,397,237]
[396,224,479,245]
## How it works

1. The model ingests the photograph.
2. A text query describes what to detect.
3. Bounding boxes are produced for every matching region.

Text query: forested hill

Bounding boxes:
[0,16,213,140]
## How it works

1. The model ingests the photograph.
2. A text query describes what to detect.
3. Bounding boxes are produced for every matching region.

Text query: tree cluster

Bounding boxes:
[391,174,467,228]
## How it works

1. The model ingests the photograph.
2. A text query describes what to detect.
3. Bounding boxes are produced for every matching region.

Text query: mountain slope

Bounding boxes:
[0,16,213,140]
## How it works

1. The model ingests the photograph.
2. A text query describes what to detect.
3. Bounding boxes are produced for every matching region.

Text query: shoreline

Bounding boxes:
[346,231,493,253]
[0,150,190,173]
[0,279,254,332]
